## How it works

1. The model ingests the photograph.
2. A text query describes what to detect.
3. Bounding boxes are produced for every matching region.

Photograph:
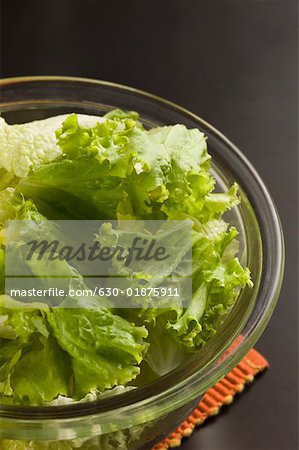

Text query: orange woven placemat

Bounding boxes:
[152,348,269,449]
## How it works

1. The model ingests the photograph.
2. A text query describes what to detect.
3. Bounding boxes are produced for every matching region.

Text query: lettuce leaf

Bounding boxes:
[16,158,123,219]
[0,293,147,403]
[47,307,148,399]
[0,115,104,178]
[9,335,70,405]
[0,296,67,405]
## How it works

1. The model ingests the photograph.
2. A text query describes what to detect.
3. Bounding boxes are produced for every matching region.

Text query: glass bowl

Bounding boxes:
[0,76,284,449]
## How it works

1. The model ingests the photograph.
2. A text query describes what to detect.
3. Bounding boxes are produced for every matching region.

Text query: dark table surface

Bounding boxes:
[1,1,298,449]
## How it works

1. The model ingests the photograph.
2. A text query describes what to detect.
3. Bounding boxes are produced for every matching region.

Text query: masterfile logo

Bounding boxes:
[5,219,192,309]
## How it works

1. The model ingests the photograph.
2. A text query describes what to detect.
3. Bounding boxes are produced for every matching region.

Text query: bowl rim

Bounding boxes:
[0,76,284,425]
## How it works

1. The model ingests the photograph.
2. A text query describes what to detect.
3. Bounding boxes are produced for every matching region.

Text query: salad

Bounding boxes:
[0,109,252,408]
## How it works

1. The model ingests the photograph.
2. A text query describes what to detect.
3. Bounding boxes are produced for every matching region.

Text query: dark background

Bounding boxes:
[1,0,297,449]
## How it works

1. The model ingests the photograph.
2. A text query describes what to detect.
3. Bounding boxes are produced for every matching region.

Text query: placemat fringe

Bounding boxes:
[152,348,269,449]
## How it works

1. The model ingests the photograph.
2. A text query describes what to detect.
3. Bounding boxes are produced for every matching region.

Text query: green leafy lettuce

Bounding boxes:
[0,109,252,407]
